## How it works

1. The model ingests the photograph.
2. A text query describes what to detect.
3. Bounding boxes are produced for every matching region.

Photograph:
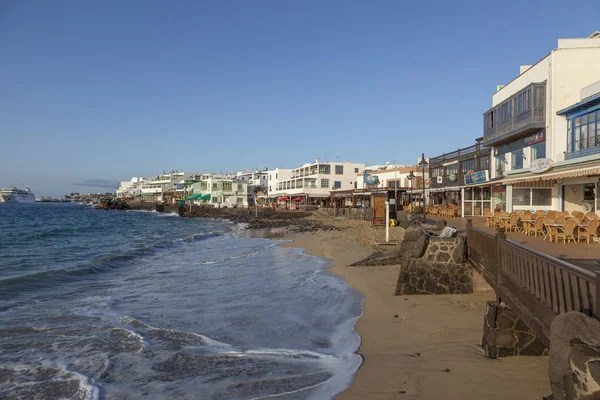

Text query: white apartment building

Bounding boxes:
[116,177,145,198]
[141,171,191,202]
[483,32,600,214]
[236,170,269,202]
[188,177,248,208]
[267,160,365,204]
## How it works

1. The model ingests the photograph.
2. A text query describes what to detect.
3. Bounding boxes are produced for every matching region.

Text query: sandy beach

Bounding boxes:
[280,216,550,400]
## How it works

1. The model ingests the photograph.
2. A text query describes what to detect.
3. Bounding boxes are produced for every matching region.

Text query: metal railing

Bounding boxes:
[566,135,600,160]
[466,221,599,342]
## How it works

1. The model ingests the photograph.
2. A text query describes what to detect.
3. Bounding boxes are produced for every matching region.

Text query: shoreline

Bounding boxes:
[278,217,550,400]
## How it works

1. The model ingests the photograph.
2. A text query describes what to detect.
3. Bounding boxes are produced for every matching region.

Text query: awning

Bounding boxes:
[200,194,211,200]
[502,164,600,185]
[293,197,304,201]
[185,193,203,200]
[278,196,289,201]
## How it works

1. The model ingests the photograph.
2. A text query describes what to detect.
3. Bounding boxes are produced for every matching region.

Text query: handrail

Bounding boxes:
[503,237,596,281]
[466,222,598,331]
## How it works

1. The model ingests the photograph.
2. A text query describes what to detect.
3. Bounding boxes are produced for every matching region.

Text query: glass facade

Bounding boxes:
[463,187,491,216]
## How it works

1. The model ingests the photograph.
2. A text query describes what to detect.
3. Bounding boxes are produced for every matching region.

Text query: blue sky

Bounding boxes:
[1,0,599,197]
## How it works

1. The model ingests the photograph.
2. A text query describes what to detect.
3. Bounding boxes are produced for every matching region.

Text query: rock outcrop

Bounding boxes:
[96,197,129,210]
[548,311,600,400]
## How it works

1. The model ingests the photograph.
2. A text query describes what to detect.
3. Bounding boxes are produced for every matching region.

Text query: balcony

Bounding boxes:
[566,135,600,160]
[483,82,546,146]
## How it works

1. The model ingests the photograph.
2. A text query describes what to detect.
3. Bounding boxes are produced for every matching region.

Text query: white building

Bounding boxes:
[483,32,600,214]
[140,171,192,202]
[236,170,269,202]
[267,160,365,205]
[188,177,248,208]
[116,177,145,198]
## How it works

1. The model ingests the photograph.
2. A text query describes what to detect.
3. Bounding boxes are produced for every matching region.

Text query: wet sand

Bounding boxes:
[279,217,550,400]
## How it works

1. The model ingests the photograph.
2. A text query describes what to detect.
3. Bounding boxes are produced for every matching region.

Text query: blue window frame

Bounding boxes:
[566,108,600,158]
[334,181,341,189]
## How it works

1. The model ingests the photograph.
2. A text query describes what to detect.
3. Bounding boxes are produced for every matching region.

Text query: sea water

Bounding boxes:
[0,203,363,399]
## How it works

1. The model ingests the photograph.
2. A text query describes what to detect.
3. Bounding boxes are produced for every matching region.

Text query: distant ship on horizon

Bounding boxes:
[0,186,36,203]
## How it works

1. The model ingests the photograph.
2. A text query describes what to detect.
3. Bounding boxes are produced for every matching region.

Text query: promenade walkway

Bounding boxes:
[426,215,600,273]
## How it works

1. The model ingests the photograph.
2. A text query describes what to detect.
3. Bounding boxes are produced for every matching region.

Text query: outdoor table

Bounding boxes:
[544,223,563,242]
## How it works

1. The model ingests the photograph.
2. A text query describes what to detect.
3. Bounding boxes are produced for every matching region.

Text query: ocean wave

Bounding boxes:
[199,242,279,265]
[0,364,100,400]
[0,232,220,297]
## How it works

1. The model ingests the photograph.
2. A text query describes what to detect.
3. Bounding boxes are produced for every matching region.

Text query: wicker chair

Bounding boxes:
[531,217,545,237]
[585,212,598,220]
[578,219,599,244]
[505,214,521,232]
[555,219,577,245]
[543,216,556,241]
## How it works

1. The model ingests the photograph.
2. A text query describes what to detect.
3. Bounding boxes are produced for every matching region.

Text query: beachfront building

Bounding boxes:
[188,177,248,208]
[116,177,145,198]
[427,139,495,217]
[484,32,600,214]
[236,170,269,204]
[267,160,365,207]
[140,171,193,203]
[343,164,426,209]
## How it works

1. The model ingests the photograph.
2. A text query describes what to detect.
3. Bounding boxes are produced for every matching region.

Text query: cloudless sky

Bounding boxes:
[1,0,599,197]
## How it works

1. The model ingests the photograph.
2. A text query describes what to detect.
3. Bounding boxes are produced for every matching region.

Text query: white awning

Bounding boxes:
[502,165,600,185]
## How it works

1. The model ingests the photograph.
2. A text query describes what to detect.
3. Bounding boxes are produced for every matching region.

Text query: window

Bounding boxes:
[461,158,476,173]
[531,142,546,160]
[334,181,342,189]
[495,154,506,176]
[354,168,359,173]
[296,179,303,188]
[237,183,243,192]
[222,182,232,191]
[490,111,494,128]
[479,155,490,170]
[212,183,218,190]
[321,178,329,188]
[335,165,344,175]
[431,167,443,177]
[512,188,531,206]
[237,197,243,204]
[446,164,458,176]
[532,189,552,206]
[318,165,331,174]
[513,188,551,207]
[511,150,524,170]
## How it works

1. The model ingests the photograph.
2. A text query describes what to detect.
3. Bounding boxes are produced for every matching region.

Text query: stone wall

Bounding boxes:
[394,223,473,296]
[481,301,547,359]
[548,311,600,400]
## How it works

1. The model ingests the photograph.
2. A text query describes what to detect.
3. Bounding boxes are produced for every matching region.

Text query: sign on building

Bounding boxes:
[530,158,554,174]
[464,170,489,185]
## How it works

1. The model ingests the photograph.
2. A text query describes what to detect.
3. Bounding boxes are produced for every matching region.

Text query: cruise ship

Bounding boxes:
[0,186,36,203]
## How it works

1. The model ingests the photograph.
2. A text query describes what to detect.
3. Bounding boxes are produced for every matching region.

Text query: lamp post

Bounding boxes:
[407,170,415,213]
[418,153,428,222]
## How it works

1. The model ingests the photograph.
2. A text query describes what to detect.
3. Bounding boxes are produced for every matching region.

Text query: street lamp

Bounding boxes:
[418,153,428,222]
[407,170,415,212]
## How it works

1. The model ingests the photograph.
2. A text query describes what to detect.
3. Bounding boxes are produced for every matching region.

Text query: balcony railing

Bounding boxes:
[483,82,546,146]
[566,135,600,160]
[429,142,490,166]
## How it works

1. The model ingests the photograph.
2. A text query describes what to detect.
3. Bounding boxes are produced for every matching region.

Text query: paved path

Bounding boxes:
[426,215,600,273]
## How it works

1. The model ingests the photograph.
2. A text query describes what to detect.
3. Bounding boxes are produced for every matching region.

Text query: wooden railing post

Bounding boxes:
[495,227,506,300]
[594,268,600,319]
